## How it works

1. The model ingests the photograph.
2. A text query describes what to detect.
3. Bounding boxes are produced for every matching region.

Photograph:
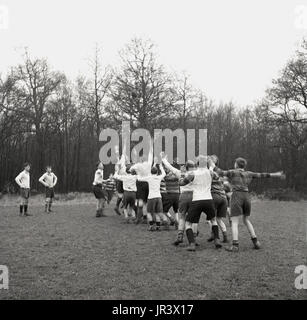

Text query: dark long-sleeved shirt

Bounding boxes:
[217,168,270,192]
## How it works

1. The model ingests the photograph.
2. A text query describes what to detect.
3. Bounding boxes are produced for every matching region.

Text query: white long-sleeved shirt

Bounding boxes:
[39,172,58,188]
[113,173,137,192]
[130,162,152,177]
[15,170,30,189]
[138,167,166,199]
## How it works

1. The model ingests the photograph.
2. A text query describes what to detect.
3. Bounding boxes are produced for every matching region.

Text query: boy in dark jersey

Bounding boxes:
[215,157,285,252]
[162,156,198,246]
[161,164,180,228]
[206,155,229,243]
[104,173,116,204]
[222,177,232,226]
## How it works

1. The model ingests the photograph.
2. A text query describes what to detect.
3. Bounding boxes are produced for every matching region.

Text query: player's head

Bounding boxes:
[45,165,52,173]
[23,162,31,172]
[196,155,208,168]
[151,166,158,175]
[155,164,162,175]
[210,154,219,166]
[130,169,137,176]
[235,157,247,169]
[96,161,104,170]
[126,164,132,174]
[173,157,181,170]
[185,160,195,171]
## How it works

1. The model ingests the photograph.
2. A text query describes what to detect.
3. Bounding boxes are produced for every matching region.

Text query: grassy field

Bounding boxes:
[0,195,306,300]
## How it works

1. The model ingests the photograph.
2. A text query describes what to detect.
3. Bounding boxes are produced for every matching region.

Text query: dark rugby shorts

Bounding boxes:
[136,180,149,202]
[186,199,216,223]
[212,193,227,218]
[147,197,163,214]
[162,193,179,213]
[178,191,193,215]
[230,191,251,217]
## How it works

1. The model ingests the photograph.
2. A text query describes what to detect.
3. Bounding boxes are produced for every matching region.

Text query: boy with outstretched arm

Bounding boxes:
[214,157,285,252]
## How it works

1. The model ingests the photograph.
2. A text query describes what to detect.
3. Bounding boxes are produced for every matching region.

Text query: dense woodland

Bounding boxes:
[0,38,306,195]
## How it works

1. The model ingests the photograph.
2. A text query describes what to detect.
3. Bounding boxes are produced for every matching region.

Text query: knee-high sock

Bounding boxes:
[137,206,143,219]
[116,197,121,208]
[212,225,219,239]
[186,228,195,244]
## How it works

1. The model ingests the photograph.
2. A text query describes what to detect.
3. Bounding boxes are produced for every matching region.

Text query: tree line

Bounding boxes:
[0,38,306,195]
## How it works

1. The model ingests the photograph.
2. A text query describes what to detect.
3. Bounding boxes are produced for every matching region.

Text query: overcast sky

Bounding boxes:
[0,0,307,106]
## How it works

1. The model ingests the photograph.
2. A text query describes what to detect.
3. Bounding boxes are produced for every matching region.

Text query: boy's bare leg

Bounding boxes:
[173,212,186,245]
[226,216,239,251]
[243,216,260,249]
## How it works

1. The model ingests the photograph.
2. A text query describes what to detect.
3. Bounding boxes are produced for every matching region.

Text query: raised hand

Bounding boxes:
[160,151,167,161]
[207,156,215,169]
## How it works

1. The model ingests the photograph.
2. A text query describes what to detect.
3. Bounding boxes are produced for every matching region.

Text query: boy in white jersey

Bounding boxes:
[130,147,153,224]
[39,165,58,213]
[92,161,106,217]
[114,165,138,223]
[137,163,166,231]
[180,155,222,251]
[15,162,32,216]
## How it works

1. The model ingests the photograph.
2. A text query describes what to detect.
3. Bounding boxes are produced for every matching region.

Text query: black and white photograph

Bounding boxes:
[0,0,306,305]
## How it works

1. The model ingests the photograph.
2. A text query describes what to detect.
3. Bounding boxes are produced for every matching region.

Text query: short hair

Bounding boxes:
[235,157,247,169]
[155,164,162,175]
[23,162,30,168]
[172,162,181,170]
[151,167,158,175]
[185,160,195,171]
[211,154,219,165]
[45,165,52,170]
[196,155,207,166]
[125,164,132,173]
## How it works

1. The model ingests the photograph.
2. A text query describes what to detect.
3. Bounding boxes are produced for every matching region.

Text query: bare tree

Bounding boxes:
[110,38,175,129]
[88,45,113,141]
[10,51,64,178]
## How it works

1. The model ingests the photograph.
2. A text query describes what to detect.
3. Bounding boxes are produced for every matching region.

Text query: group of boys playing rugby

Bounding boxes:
[14,144,284,253]
[91,147,285,252]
